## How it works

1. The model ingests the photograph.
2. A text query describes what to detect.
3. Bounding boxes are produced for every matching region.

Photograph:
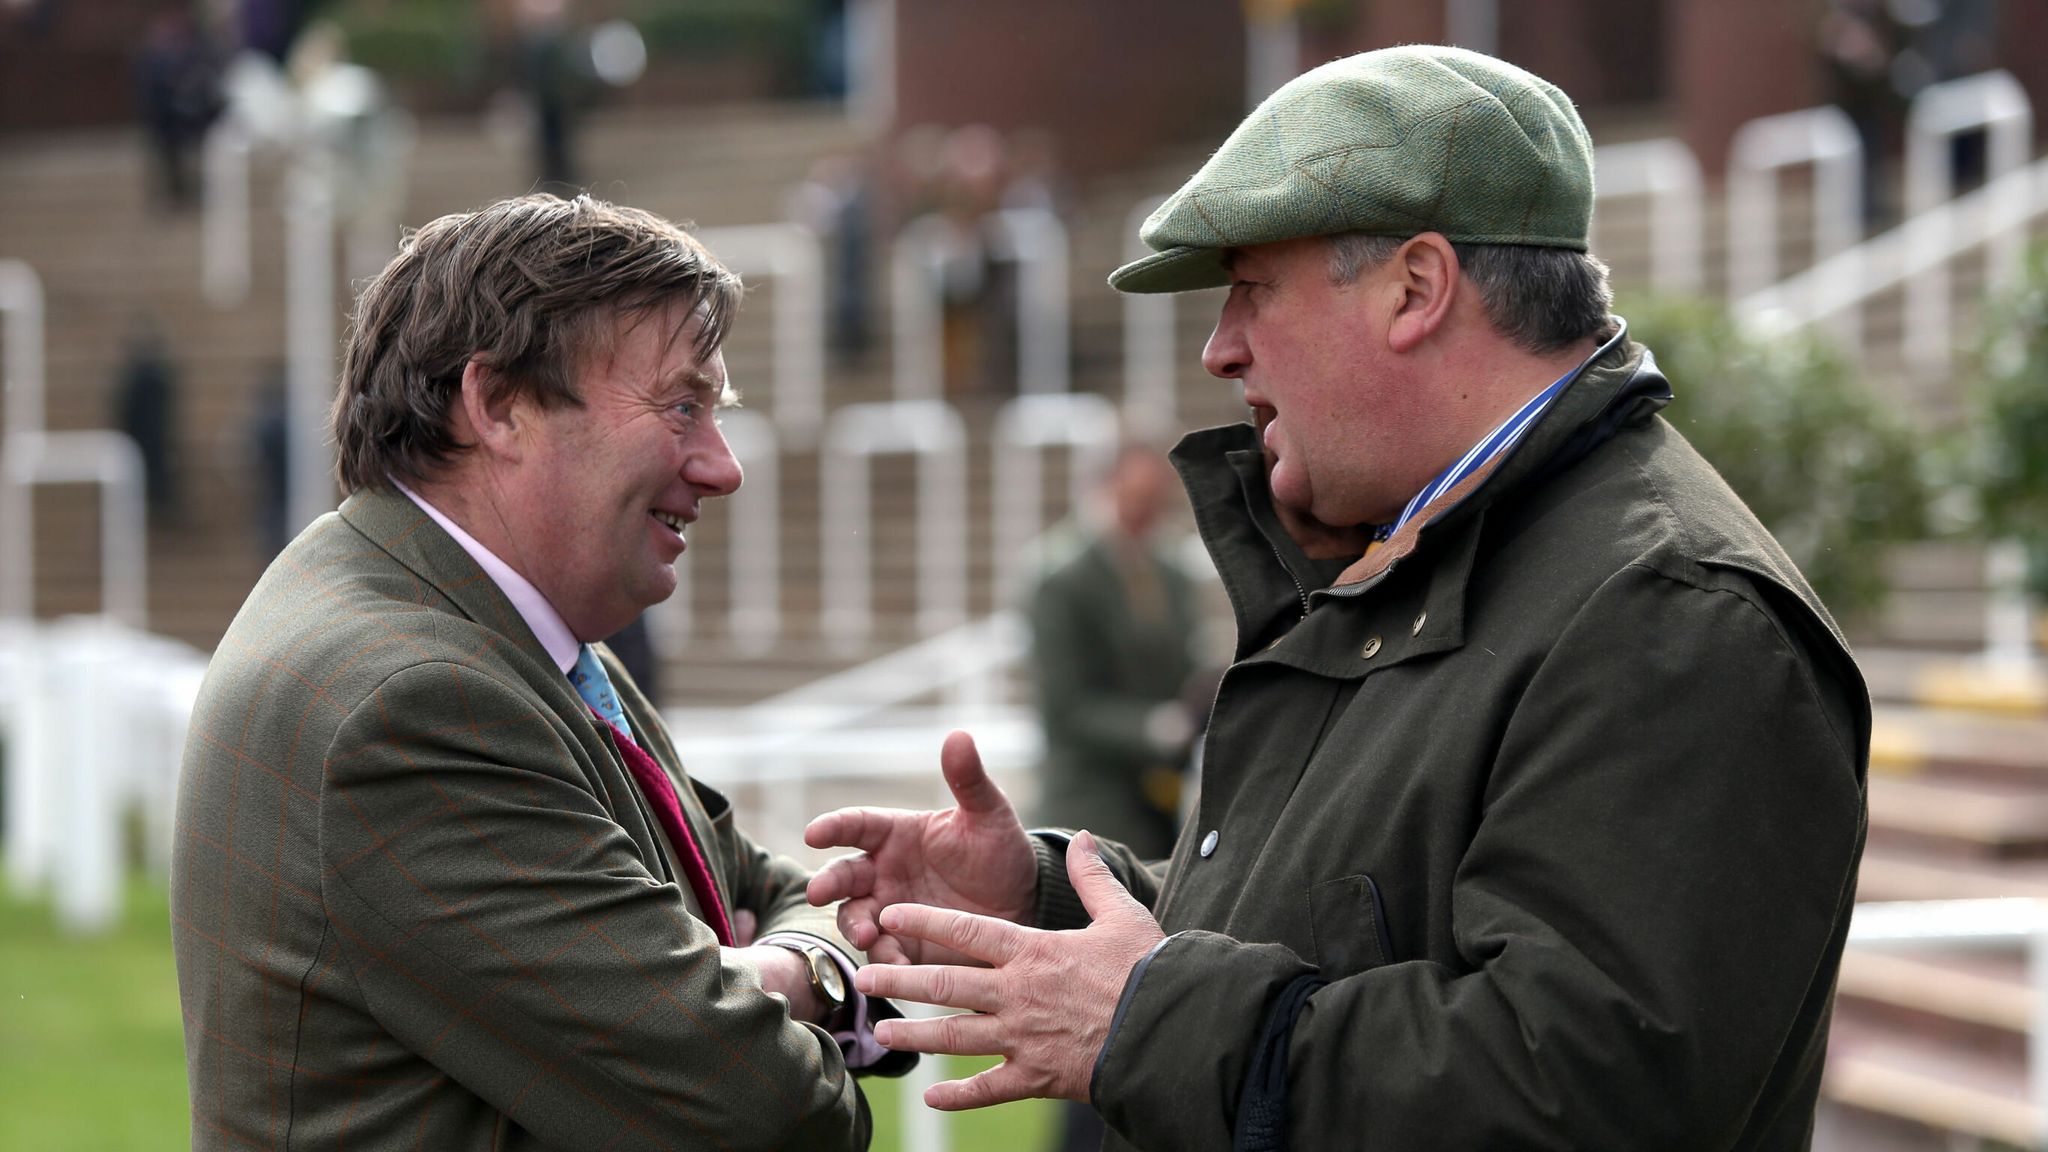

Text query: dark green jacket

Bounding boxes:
[1033,334,1869,1151]
[1029,528,1201,859]
[171,488,868,1151]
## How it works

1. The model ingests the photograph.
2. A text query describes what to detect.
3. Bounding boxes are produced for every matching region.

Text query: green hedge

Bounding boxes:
[1961,245,2048,598]
[1622,297,1928,619]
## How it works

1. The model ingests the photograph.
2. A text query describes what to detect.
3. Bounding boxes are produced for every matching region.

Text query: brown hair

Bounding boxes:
[333,193,742,493]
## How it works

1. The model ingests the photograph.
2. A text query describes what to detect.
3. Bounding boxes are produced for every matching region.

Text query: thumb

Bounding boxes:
[940,729,1013,817]
[1067,831,1147,924]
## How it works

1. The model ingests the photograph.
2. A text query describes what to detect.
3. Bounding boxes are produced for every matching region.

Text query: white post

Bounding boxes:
[820,401,968,653]
[1446,0,1500,54]
[2033,921,2048,1149]
[986,208,1071,395]
[992,393,1120,606]
[720,409,781,655]
[1904,70,2034,375]
[1122,195,1177,438]
[699,223,828,447]
[1726,106,1864,346]
[4,629,58,896]
[847,0,896,135]
[890,216,950,403]
[0,259,46,438]
[202,115,253,308]
[1591,139,1705,294]
[284,159,338,535]
[55,634,118,934]
[1984,538,2036,674]
[1244,7,1301,110]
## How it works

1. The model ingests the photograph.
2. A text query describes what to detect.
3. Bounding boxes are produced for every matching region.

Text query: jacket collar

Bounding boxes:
[1172,321,1671,667]
[337,485,562,682]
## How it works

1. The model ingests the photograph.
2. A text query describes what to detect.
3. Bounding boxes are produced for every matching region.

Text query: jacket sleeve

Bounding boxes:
[1090,564,1866,1151]
[318,659,868,1152]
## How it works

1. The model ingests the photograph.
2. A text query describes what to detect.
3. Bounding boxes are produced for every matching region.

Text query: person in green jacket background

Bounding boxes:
[1027,440,1206,1152]
[1028,440,1204,864]
[807,45,1868,1152]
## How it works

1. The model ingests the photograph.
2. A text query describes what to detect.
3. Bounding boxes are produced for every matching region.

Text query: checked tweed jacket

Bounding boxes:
[171,487,869,1151]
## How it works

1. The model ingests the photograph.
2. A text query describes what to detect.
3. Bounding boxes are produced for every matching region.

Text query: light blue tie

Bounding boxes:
[569,645,632,741]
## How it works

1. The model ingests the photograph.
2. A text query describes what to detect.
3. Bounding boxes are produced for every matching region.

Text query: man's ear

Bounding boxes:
[1385,233,1460,354]
[457,355,525,464]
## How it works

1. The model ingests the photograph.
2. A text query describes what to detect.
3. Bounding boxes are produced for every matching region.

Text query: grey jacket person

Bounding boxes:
[1031,331,1868,1151]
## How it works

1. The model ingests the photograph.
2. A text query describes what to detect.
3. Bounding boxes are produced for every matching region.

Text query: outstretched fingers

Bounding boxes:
[805,851,878,908]
[804,806,910,855]
[925,1061,1044,1112]
[878,902,1023,967]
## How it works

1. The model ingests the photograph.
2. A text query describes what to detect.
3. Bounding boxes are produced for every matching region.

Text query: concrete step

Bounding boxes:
[1824,1015,2035,1149]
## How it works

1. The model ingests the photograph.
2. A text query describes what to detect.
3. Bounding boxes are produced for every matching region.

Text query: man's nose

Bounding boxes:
[688,425,744,498]
[1202,308,1248,380]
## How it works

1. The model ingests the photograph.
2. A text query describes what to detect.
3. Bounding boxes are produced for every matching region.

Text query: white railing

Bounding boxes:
[1726,106,1863,347]
[653,409,781,655]
[1904,70,2035,375]
[1847,898,2048,1146]
[284,158,338,536]
[821,400,968,652]
[1735,153,2048,339]
[0,619,207,933]
[1121,195,1178,437]
[699,223,828,446]
[991,393,1120,605]
[0,431,150,630]
[985,207,1071,395]
[1592,138,1705,294]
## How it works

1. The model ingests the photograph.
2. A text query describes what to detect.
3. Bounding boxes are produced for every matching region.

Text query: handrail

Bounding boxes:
[1726,106,1863,346]
[1592,138,1705,293]
[821,400,968,652]
[698,223,828,446]
[1903,70,2034,374]
[1734,154,2048,337]
[1848,897,2048,1147]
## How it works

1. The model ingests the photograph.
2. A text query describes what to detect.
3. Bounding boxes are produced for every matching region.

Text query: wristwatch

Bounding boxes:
[774,940,849,1026]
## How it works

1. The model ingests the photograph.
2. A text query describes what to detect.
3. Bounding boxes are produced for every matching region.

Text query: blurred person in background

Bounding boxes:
[173,193,908,1151]
[135,0,220,210]
[112,314,183,523]
[808,46,1868,1151]
[1026,440,1203,1152]
[514,0,582,190]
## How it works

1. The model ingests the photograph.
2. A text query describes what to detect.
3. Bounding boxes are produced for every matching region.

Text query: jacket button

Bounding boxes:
[1360,636,1383,659]
[1200,829,1219,857]
[1412,610,1428,635]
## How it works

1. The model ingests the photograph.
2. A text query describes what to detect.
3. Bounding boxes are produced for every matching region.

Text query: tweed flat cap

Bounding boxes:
[1110,45,1595,294]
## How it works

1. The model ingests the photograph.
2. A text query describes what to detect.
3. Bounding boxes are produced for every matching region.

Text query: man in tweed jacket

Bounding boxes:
[172,194,890,1150]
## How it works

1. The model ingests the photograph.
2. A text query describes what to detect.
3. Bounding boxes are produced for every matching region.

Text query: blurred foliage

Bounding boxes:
[1622,296,1929,620]
[1960,244,2048,598]
[328,0,486,84]
[628,0,813,62]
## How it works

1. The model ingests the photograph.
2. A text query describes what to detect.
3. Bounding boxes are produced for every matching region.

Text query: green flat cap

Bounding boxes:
[1111,45,1594,294]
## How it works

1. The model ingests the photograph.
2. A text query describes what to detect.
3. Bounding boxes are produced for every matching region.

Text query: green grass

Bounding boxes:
[0,870,1051,1150]
[0,872,189,1152]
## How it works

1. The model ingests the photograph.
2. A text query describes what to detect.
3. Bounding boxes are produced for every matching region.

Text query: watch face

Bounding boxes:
[813,950,847,1003]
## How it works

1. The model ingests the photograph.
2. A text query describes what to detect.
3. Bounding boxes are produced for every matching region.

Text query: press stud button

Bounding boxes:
[1412,610,1428,635]
[1200,830,1220,858]
[1361,636,1383,659]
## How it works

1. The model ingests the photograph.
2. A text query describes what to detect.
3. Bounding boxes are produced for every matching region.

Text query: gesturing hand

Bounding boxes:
[852,831,1166,1109]
[805,731,1039,965]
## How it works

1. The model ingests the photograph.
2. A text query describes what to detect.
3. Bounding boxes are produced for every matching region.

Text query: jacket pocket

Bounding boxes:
[1306,873,1395,977]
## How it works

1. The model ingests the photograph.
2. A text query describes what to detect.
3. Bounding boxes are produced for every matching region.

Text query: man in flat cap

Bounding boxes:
[808,46,1868,1150]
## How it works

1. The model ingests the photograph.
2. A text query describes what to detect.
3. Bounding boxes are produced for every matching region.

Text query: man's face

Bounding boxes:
[1201,237,1436,530]
[503,304,741,641]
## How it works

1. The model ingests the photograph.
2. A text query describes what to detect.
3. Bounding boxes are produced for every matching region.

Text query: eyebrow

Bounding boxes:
[665,368,741,408]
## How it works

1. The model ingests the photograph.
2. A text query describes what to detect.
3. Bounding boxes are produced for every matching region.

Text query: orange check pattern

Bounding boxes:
[169,488,867,1151]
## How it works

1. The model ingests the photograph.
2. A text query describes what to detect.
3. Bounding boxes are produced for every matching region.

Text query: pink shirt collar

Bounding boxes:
[391,479,581,674]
